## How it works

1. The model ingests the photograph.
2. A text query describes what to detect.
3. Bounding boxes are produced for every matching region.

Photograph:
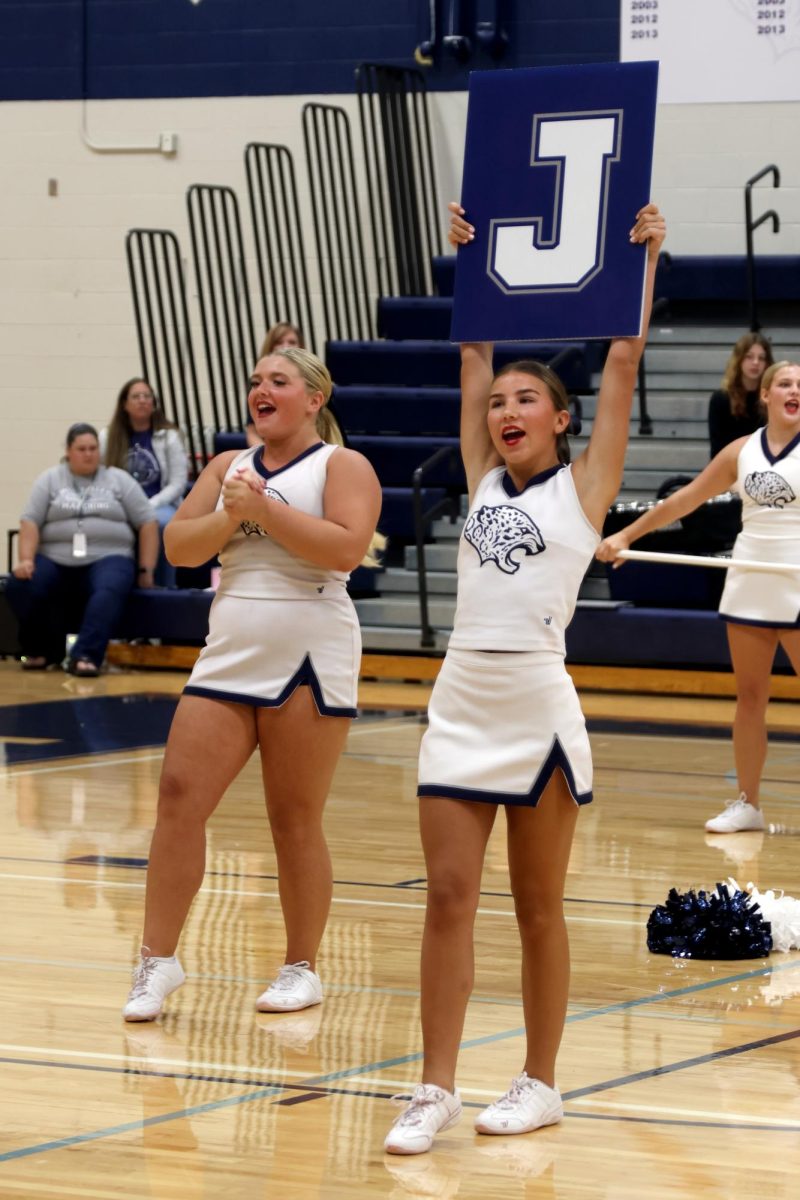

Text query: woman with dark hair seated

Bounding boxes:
[708,333,773,458]
[6,423,158,676]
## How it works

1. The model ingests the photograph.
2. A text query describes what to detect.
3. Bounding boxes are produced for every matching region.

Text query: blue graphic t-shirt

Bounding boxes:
[127,431,161,498]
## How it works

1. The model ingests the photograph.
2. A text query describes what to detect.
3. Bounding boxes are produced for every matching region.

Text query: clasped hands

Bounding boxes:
[221,467,271,524]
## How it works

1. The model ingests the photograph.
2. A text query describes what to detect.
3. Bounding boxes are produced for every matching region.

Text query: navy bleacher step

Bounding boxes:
[335,387,460,437]
[348,435,465,489]
[656,255,800,304]
[437,252,800,311]
[432,255,456,297]
[378,297,453,341]
[327,340,592,393]
[379,486,448,540]
[358,604,748,666]
[214,431,248,454]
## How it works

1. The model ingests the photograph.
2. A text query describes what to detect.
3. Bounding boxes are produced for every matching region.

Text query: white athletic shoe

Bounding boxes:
[474,1073,563,1135]
[123,950,185,1022]
[255,961,323,1012]
[384,1084,463,1155]
[705,793,766,834]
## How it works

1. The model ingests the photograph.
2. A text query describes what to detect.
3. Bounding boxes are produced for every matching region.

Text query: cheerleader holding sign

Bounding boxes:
[384,200,666,1154]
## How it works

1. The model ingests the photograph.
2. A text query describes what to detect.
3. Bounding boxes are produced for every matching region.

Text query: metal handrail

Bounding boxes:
[412,445,462,648]
[635,294,670,436]
[745,164,780,331]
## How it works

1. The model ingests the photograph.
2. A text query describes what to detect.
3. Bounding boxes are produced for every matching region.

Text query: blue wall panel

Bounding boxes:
[0,0,618,102]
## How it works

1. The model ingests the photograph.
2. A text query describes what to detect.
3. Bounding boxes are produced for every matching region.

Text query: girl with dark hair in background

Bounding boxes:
[708,333,773,458]
[100,379,188,585]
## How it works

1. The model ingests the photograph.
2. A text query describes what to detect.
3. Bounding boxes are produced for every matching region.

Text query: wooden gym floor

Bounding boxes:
[0,657,799,1199]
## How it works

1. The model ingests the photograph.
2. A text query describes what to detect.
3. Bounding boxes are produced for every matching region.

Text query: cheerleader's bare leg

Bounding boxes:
[143,695,259,955]
[727,622,780,807]
[505,769,579,1088]
[418,796,499,1090]
[257,685,350,968]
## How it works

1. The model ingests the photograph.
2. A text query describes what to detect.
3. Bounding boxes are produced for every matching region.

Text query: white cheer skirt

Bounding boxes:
[184,591,360,717]
[418,648,593,806]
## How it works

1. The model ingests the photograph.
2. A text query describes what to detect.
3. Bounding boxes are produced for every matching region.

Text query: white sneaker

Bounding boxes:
[123,951,185,1022]
[384,1084,463,1155]
[705,793,766,833]
[255,961,323,1012]
[474,1073,563,1135]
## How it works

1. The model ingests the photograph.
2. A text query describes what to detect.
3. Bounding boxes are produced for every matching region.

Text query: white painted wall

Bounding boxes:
[1,91,798,544]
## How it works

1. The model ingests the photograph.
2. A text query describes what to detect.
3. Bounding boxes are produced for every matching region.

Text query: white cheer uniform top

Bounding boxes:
[719,427,800,625]
[217,442,349,599]
[449,463,599,654]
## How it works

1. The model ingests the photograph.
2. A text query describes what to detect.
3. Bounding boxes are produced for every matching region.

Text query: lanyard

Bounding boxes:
[69,474,96,527]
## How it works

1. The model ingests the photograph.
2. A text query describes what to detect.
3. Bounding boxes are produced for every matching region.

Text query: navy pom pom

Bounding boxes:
[647,882,772,959]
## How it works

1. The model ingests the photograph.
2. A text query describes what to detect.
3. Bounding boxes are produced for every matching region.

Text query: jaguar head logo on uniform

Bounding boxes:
[240,486,288,536]
[744,470,796,509]
[463,504,545,574]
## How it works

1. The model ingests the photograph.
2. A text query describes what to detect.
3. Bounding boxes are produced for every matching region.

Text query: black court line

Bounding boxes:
[569,1111,800,1130]
[5,1053,800,1135]
[587,717,800,742]
[25,852,654,909]
[563,1026,800,1101]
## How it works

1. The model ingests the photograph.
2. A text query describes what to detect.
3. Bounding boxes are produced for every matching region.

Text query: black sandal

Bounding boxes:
[21,656,48,671]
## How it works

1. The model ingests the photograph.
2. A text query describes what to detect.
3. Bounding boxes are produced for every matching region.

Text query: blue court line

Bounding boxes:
[4,1052,800,1162]
[2,961,798,1161]
[0,1083,284,1163]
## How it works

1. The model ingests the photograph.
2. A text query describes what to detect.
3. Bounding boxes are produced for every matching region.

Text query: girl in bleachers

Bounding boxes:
[708,333,773,458]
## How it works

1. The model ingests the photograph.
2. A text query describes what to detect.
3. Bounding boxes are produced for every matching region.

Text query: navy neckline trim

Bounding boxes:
[760,426,800,466]
[252,441,324,481]
[502,462,564,497]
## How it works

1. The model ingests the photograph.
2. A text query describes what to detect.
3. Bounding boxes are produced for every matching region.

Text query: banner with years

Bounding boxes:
[621,0,800,104]
[450,60,658,344]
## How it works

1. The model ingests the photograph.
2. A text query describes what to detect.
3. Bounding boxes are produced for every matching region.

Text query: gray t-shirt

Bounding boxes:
[21,463,155,566]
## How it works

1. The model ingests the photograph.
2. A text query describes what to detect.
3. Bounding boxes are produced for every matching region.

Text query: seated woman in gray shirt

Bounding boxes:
[6,423,158,676]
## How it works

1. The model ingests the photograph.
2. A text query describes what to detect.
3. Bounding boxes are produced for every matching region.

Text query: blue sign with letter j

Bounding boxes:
[450,60,658,343]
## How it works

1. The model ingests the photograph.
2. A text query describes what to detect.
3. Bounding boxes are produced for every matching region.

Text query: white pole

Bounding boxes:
[616,549,800,574]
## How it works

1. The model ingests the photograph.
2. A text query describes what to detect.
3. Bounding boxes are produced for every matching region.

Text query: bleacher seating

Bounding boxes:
[432,252,800,307]
[326,339,592,392]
